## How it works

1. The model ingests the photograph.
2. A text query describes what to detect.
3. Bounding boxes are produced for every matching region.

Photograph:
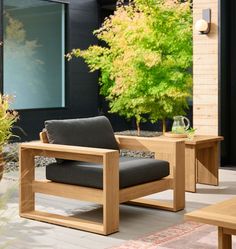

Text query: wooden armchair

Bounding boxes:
[19,116,185,235]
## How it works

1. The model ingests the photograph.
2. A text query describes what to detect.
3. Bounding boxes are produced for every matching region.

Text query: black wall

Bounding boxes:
[220,0,230,164]
[11,0,100,141]
[221,0,236,165]
[229,0,236,165]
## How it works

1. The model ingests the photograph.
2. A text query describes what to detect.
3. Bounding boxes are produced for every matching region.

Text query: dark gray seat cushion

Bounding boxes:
[45,116,119,151]
[46,157,169,189]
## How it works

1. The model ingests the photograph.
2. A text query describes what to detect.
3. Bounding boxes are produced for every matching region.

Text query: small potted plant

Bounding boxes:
[0,94,18,181]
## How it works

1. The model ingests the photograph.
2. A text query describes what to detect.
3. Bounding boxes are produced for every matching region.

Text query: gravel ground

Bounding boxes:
[115,130,161,137]
[2,131,160,173]
[2,143,56,173]
[116,130,161,159]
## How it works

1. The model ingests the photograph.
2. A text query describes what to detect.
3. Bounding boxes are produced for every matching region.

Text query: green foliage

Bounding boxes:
[186,126,196,139]
[68,0,192,133]
[0,95,18,150]
[186,127,197,135]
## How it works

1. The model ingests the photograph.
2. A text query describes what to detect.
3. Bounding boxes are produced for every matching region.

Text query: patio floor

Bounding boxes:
[0,167,236,249]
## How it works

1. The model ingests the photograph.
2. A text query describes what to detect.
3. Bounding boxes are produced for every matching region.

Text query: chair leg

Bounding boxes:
[19,148,35,214]
[172,141,185,211]
[103,151,119,235]
[155,141,185,211]
[103,199,119,235]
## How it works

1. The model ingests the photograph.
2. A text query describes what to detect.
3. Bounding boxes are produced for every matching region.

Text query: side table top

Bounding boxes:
[184,135,224,145]
[185,197,236,230]
[161,135,223,145]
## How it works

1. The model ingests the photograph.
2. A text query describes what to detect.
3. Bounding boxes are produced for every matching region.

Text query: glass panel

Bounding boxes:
[3,0,65,109]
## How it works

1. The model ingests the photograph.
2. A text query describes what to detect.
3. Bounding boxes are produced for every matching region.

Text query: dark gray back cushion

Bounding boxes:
[45,116,119,151]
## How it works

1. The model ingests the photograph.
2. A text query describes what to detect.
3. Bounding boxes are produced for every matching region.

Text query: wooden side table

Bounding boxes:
[185,136,223,192]
[185,197,236,249]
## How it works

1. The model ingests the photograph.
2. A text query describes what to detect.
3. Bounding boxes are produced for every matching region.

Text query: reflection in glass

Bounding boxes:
[3,0,65,109]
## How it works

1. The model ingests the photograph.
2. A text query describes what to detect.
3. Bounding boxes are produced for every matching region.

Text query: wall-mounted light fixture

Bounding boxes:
[195,9,211,35]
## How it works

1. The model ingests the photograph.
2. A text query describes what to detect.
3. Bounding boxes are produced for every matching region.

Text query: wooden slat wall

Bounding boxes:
[193,0,219,135]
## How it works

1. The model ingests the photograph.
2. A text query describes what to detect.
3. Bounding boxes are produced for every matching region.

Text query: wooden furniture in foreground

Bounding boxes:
[20,134,185,235]
[184,135,223,192]
[185,197,236,249]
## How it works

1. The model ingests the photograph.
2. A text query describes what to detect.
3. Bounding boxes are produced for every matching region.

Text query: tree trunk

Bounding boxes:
[162,118,166,134]
[136,120,141,136]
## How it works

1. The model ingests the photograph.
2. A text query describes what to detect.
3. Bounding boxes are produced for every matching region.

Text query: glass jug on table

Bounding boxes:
[171,116,190,134]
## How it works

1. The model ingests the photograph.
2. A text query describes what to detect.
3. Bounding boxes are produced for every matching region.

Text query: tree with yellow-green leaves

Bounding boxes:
[68,0,192,134]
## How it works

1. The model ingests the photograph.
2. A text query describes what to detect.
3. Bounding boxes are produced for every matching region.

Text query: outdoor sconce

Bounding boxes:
[195,9,211,34]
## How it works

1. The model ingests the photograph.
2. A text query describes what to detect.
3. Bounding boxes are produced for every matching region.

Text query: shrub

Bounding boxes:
[0,95,18,150]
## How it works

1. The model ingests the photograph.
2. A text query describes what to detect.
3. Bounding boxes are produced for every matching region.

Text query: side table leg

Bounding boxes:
[197,142,219,186]
[218,227,232,249]
[185,145,196,192]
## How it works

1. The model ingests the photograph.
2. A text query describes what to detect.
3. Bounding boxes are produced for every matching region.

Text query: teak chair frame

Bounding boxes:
[19,132,185,235]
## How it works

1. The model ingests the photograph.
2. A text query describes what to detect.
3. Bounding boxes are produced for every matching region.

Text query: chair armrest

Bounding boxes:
[115,135,185,181]
[20,141,119,164]
[115,134,184,153]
